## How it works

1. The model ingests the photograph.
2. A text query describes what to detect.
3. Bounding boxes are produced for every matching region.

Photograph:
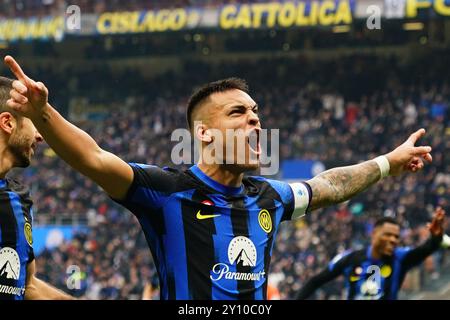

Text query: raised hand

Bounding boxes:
[427,207,446,237]
[385,128,433,176]
[4,55,49,119]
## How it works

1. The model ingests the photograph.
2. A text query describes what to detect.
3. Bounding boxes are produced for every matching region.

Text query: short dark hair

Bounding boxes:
[374,216,400,228]
[186,77,249,130]
[0,76,21,122]
[0,76,13,113]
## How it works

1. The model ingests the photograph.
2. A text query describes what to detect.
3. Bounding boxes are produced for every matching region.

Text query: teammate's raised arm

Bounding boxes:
[305,128,432,211]
[401,207,446,269]
[4,55,133,200]
[296,261,346,300]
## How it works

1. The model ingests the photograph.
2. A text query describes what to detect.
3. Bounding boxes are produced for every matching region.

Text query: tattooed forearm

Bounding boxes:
[306,160,381,211]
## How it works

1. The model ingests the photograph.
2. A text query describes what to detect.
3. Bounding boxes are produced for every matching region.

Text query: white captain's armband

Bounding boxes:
[373,155,390,179]
[289,182,312,220]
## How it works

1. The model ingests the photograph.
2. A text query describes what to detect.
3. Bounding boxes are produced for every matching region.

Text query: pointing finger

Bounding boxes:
[4,55,30,84]
[407,128,426,145]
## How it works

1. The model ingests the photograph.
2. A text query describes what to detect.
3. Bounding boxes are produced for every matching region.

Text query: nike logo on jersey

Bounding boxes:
[196,210,221,220]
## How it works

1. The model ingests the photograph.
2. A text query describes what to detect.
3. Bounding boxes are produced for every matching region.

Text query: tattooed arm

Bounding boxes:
[306,161,380,211]
[305,129,433,211]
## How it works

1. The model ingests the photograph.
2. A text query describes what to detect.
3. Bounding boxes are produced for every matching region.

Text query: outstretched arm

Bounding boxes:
[25,260,74,300]
[4,56,133,200]
[306,129,432,211]
[296,251,352,300]
[296,267,341,300]
[402,207,446,269]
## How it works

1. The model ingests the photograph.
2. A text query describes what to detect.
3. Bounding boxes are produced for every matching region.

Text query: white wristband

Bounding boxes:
[442,234,450,249]
[374,156,390,179]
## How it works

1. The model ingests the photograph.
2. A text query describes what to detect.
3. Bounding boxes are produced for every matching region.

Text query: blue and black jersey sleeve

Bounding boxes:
[398,235,443,271]
[260,179,312,221]
[259,178,311,221]
[112,163,174,215]
[296,250,353,300]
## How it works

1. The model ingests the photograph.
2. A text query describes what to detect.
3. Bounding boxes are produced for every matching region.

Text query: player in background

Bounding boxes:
[0,77,73,300]
[296,207,447,300]
[4,56,435,300]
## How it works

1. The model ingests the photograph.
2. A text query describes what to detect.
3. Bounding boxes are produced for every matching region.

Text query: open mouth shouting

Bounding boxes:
[247,128,261,156]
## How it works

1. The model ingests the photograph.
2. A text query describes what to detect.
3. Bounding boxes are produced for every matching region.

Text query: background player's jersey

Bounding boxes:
[114,164,312,300]
[297,236,442,300]
[0,178,34,300]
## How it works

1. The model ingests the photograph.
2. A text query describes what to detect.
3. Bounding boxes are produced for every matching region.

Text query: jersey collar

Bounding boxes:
[189,165,244,196]
[367,245,391,263]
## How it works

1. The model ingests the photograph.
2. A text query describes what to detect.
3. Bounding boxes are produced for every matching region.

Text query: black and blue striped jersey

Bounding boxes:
[114,164,312,300]
[0,178,35,300]
[296,235,442,300]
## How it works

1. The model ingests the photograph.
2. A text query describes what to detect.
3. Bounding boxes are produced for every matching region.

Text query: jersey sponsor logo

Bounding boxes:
[0,247,26,297]
[210,263,266,282]
[360,279,380,295]
[258,209,272,233]
[357,279,382,300]
[228,236,257,267]
[0,247,20,280]
[210,236,265,282]
[356,265,382,300]
[0,284,26,296]
[196,200,221,220]
[24,221,33,247]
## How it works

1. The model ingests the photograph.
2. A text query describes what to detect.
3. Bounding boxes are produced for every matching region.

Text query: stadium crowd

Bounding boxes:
[1,51,449,299]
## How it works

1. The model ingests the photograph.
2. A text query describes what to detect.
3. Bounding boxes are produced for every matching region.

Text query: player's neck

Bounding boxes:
[0,144,14,179]
[197,163,244,188]
[370,245,383,260]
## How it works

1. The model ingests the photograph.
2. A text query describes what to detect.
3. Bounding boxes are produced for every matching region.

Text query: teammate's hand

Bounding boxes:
[384,128,432,176]
[427,207,446,237]
[4,55,49,119]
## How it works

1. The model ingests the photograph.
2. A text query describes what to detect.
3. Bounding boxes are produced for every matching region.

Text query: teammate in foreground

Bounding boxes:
[296,207,447,300]
[0,77,73,300]
[4,56,434,300]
